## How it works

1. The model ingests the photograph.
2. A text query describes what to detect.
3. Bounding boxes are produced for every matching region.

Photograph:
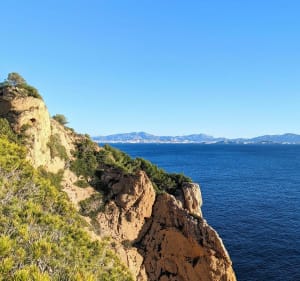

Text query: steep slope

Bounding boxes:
[0,127,132,280]
[0,75,236,281]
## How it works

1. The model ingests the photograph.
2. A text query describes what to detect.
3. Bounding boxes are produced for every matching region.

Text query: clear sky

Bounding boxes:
[1,1,300,138]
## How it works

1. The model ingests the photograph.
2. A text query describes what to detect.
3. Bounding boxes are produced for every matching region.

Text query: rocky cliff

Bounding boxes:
[0,85,75,172]
[0,82,236,281]
[95,171,235,281]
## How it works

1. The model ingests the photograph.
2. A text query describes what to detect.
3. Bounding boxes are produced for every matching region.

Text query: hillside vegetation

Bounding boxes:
[0,122,132,281]
[71,139,192,195]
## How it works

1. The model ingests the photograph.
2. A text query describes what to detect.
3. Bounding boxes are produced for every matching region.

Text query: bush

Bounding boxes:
[70,137,98,179]
[53,114,68,126]
[47,134,68,161]
[0,81,9,89]
[79,193,105,217]
[99,145,192,193]
[101,144,137,173]
[121,240,133,249]
[21,84,42,99]
[38,168,64,189]
[0,118,18,143]
[74,179,89,188]
[71,140,192,216]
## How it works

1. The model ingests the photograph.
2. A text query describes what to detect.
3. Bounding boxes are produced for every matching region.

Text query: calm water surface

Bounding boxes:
[110,144,300,281]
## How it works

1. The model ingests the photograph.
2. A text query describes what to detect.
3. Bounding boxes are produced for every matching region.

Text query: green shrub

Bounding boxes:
[0,81,9,88]
[52,114,68,126]
[99,145,192,193]
[121,240,133,249]
[101,144,137,173]
[0,118,18,143]
[79,193,105,217]
[0,118,34,145]
[47,134,68,161]
[20,84,43,100]
[38,168,64,189]
[70,137,98,179]
[74,179,89,188]
[20,123,32,134]
[72,141,192,197]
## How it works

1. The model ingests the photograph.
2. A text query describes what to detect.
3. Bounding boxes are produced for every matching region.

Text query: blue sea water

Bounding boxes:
[110,144,300,281]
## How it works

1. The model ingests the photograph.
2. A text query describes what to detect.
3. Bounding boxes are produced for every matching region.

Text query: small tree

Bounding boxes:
[6,72,26,86]
[53,114,68,126]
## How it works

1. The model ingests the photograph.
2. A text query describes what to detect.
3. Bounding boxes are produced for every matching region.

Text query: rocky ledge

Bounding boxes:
[95,169,236,281]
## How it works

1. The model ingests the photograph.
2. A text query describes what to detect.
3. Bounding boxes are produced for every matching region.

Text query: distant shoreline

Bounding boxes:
[93,132,300,145]
[95,141,300,145]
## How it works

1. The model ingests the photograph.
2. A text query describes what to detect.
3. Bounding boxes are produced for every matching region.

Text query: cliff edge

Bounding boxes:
[0,76,236,281]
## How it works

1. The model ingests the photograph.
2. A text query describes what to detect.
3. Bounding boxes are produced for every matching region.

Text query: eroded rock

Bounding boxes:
[175,182,203,217]
[137,194,236,281]
[96,170,156,280]
[0,86,74,172]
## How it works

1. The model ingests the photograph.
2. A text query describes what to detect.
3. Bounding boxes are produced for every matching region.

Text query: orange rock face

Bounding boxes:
[95,169,236,281]
[137,194,236,281]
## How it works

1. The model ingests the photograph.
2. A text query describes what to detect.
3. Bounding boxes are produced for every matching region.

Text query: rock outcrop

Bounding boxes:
[97,171,156,241]
[137,193,236,281]
[0,85,236,281]
[175,182,203,217]
[96,170,155,280]
[0,86,74,172]
[96,171,236,281]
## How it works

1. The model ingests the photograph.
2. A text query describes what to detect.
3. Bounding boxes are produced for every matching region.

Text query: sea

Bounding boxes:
[109,144,300,281]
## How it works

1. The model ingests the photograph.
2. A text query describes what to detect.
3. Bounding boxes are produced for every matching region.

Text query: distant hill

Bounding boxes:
[93,132,300,144]
[93,132,225,143]
[244,133,300,144]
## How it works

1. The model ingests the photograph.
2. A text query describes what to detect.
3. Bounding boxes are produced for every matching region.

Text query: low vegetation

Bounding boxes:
[0,118,29,145]
[79,193,105,217]
[74,179,89,188]
[47,134,69,161]
[71,137,192,196]
[38,168,64,190]
[0,131,133,280]
[0,118,18,143]
[52,114,68,126]
[70,137,98,180]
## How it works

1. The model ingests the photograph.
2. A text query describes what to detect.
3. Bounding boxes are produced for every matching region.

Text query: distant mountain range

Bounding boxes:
[93,132,300,144]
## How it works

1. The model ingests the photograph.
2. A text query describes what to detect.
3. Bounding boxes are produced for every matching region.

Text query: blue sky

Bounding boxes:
[1,0,300,138]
